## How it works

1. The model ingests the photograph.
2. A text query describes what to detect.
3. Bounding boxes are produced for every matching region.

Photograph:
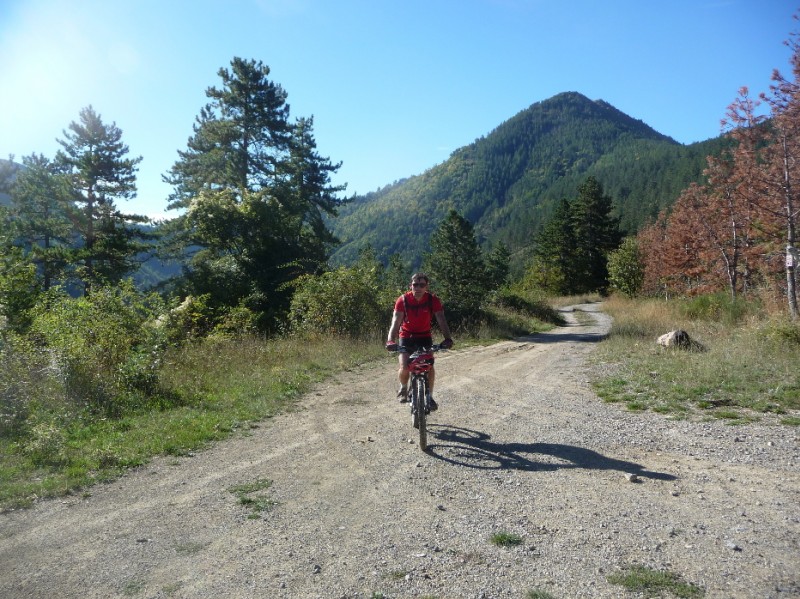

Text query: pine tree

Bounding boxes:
[165,58,344,327]
[485,241,511,291]
[55,106,147,294]
[9,154,74,290]
[424,209,485,322]
[529,198,577,295]
[570,176,621,293]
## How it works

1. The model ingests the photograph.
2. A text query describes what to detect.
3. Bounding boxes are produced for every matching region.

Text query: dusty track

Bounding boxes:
[1,304,798,598]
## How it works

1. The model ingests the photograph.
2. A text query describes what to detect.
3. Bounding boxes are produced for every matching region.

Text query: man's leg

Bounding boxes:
[427,366,438,411]
[397,353,410,402]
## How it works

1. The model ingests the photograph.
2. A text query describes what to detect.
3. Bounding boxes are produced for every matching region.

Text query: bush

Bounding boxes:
[289,265,388,338]
[676,292,755,325]
[28,283,168,417]
[760,318,800,345]
[608,237,644,298]
[0,334,51,439]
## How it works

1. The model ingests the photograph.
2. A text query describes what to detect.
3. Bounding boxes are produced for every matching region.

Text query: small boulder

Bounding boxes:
[657,329,691,349]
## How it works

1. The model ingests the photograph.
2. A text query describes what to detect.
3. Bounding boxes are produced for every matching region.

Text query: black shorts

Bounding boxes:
[398,336,433,353]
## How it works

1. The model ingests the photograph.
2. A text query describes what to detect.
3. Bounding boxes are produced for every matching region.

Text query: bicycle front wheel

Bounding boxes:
[414,376,427,452]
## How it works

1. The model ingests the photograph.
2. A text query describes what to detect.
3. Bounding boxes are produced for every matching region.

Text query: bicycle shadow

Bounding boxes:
[426,425,676,481]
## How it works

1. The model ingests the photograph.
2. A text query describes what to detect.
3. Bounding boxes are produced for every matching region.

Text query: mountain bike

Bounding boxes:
[390,344,444,452]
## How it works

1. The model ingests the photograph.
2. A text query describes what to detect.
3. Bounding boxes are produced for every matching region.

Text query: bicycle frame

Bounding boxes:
[393,344,442,452]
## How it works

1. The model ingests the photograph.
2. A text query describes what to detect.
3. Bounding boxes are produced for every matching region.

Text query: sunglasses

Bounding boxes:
[411,282,428,287]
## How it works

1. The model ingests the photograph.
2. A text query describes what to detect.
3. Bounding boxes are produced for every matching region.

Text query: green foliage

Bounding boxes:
[7,154,74,291]
[0,241,40,332]
[485,241,511,290]
[229,478,275,517]
[491,287,564,324]
[164,58,345,331]
[527,198,576,295]
[424,209,486,323]
[490,531,523,547]
[761,318,800,345]
[27,282,167,417]
[55,106,150,293]
[675,292,755,325]
[608,237,644,298]
[289,250,389,337]
[527,178,621,295]
[570,176,622,292]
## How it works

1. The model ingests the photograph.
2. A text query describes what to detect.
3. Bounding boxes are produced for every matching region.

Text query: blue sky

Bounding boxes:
[0,0,795,219]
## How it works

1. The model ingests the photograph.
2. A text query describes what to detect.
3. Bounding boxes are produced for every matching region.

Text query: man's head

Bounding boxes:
[410,273,429,296]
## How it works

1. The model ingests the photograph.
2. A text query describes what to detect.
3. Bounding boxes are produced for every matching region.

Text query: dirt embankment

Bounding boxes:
[1,304,798,598]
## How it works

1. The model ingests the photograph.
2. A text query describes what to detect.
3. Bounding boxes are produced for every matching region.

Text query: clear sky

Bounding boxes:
[0,0,796,219]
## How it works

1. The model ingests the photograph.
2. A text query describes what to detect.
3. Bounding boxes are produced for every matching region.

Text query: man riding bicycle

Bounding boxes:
[386,273,453,410]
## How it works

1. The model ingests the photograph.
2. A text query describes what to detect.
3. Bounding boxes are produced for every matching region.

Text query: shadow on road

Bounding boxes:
[516,330,607,344]
[426,425,676,481]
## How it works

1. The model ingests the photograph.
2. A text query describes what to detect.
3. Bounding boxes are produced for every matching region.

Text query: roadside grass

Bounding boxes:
[592,294,800,421]
[0,334,384,511]
[547,293,605,309]
[471,293,565,343]
[607,564,705,598]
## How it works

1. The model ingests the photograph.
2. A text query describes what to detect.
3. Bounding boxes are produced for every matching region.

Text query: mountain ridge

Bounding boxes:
[329,91,724,271]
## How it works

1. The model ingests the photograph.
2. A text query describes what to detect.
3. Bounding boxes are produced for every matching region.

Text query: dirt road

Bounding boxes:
[1,304,798,598]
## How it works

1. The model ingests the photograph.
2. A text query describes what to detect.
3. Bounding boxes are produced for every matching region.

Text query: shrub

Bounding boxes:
[760,318,800,345]
[28,283,167,417]
[676,292,755,325]
[608,237,644,298]
[289,265,388,338]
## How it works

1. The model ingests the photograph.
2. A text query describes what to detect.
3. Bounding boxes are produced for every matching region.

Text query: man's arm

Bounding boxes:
[434,310,452,340]
[387,310,404,343]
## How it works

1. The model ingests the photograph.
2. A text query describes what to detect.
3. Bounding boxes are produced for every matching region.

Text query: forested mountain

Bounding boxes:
[330,92,726,271]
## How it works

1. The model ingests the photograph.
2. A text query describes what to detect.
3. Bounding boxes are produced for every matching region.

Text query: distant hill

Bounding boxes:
[329,92,726,271]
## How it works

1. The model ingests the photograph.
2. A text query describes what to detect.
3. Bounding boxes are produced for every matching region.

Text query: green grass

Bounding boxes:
[490,531,523,547]
[0,334,384,510]
[607,565,704,598]
[591,295,800,420]
[229,477,275,518]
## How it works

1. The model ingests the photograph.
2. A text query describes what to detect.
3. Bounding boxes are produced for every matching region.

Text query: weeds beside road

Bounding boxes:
[593,295,800,424]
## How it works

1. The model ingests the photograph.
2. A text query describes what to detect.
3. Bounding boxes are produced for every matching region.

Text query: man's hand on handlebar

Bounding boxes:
[386,341,398,352]
[440,338,453,350]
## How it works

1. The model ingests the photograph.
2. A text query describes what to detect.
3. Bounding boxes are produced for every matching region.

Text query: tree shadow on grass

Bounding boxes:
[426,425,676,481]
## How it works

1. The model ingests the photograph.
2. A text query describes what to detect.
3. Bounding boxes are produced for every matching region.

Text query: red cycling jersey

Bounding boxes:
[394,291,444,338]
